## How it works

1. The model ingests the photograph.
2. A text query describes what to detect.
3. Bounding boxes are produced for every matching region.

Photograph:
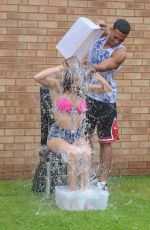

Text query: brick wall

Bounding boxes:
[0,1,150,179]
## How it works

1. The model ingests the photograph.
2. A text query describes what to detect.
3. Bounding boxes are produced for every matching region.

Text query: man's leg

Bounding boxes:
[96,102,118,190]
[84,97,100,184]
[99,143,113,182]
[84,97,98,148]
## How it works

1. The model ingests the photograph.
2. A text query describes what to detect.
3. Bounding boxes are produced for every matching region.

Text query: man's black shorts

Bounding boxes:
[85,96,119,144]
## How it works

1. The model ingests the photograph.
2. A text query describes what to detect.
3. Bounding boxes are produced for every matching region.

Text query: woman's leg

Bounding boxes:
[47,138,79,191]
[74,139,91,189]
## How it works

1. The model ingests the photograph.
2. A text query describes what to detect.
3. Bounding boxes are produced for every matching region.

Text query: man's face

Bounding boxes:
[108,28,128,47]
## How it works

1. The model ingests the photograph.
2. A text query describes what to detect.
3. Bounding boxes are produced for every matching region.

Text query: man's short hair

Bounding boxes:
[113,19,131,35]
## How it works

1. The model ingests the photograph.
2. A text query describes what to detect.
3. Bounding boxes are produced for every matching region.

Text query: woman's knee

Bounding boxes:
[68,151,78,163]
[82,150,91,162]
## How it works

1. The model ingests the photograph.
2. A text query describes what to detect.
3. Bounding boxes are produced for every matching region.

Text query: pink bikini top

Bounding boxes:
[57,97,87,114]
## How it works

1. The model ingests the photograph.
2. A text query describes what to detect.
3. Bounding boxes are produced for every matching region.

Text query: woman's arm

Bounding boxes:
[96,73,112,92]
[88,73,112,93]
[88,84,105,93]
[34,65,64,88]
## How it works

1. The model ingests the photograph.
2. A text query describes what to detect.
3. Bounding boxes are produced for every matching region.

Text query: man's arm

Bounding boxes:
[93,48,126,72]
[97,19,109,37]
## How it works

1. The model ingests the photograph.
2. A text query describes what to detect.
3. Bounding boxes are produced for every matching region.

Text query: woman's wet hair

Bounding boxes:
[62,69,85,97]
[62,70,73,92]
[113,19,131,35]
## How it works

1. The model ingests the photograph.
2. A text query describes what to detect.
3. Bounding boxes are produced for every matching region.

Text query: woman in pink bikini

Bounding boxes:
[34,60,111,191]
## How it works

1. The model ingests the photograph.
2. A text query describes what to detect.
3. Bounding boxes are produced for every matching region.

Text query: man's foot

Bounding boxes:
[97,181,108,191]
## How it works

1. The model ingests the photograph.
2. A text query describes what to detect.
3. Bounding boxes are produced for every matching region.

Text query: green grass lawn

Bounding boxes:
[0,176,150,230]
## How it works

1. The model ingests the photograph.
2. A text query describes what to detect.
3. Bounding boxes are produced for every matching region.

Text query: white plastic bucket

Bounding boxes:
[56,17,103,61]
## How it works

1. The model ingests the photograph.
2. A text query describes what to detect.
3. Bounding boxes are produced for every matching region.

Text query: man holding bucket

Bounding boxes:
[85,18,131,191]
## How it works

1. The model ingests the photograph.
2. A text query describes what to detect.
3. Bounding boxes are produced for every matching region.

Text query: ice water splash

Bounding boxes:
[61,147,89,177]
[47,57,96,191]
[32,56,110,211]
[60,139,92,192]
[62,56,88,98]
